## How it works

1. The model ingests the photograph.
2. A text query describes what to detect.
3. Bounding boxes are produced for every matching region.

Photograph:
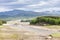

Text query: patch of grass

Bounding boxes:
[0,26,4,28]
[0,33,19,39]
[51,32,60,37]
[11,34,18,38]
[44,25,60,29]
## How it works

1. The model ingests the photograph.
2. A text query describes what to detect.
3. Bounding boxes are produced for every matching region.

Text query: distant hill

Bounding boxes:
[0,10,41,19]
[0,10,60,20]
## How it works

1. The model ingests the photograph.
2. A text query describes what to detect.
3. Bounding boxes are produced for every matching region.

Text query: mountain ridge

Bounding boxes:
[0,10,60,20]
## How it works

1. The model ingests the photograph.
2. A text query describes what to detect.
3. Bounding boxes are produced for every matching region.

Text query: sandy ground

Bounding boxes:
[0,20,59,40]
[3,20,59,36]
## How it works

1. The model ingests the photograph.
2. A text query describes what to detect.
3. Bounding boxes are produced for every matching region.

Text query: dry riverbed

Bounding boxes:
[0,21,60,40]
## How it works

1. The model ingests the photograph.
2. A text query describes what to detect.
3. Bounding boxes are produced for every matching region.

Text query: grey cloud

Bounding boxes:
[0,0,60,12]
[0,0,17,3]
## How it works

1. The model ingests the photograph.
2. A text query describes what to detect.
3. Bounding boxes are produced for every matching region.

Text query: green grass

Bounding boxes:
[0,26,4,28]
[51,32,60,37]
[44,25,60,29]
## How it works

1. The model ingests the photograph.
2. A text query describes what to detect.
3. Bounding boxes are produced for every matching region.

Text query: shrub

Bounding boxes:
[0,20,6,25]
[30,16,60,25]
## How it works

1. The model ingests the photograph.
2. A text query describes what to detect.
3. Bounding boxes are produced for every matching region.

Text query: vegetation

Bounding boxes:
[0,20,6,25]
[50,32,60,37]
[21,19,31,22]
[30,16,60,25]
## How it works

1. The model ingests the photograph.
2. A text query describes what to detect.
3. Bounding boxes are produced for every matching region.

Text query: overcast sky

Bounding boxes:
[0,0,60,12]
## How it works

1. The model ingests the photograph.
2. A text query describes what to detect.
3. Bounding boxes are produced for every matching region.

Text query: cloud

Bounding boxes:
[0,0,16,3]
[0,0,60,12]
[19,0,60,12]
[25,1,48,9]
[0,7,13,12]
[33,7,60,12]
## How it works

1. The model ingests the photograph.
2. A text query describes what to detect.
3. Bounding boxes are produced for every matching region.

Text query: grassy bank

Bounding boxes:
[50,32,60,37]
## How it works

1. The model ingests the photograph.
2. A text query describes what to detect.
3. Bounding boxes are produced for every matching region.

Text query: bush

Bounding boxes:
[0,20,6,25]
[30,19,37,24]
[30,16,60,25]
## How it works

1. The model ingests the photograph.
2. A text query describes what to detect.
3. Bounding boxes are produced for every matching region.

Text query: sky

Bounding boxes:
[0,0,60,12]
